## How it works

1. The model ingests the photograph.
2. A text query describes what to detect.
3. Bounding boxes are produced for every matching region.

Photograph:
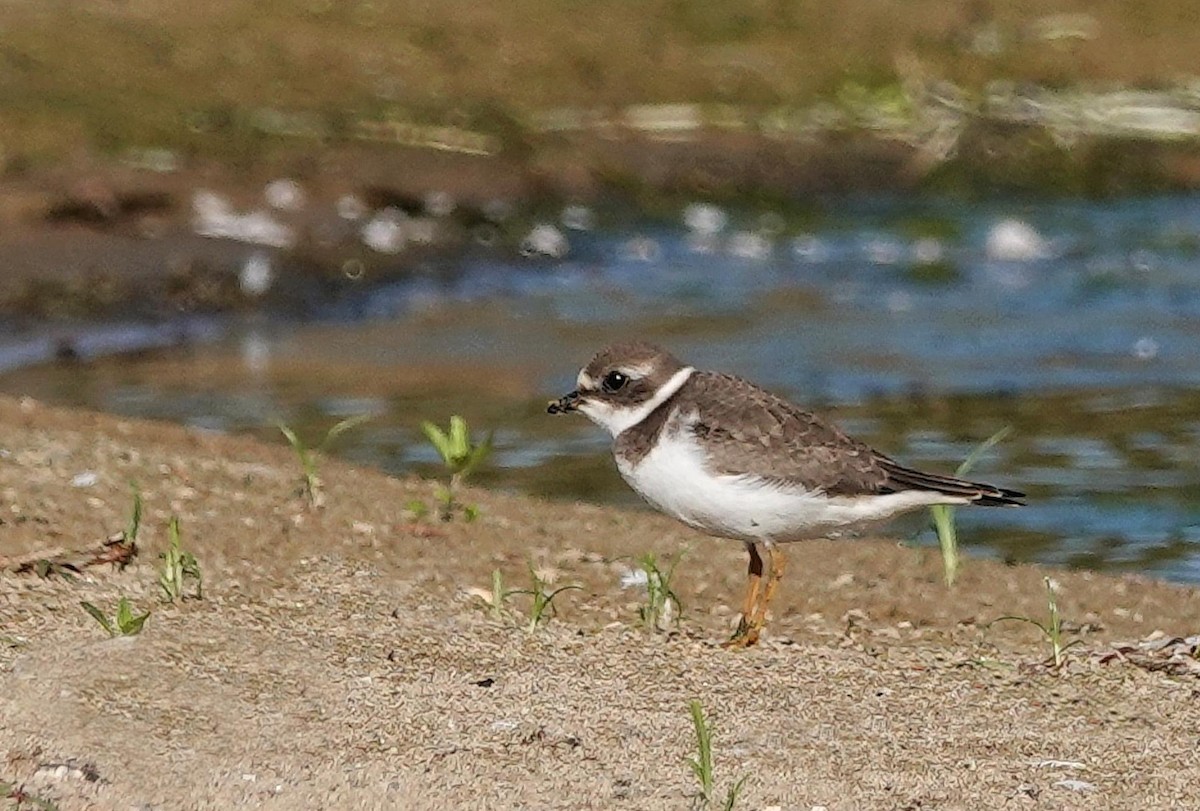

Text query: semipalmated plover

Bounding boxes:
[548,342,1025,647]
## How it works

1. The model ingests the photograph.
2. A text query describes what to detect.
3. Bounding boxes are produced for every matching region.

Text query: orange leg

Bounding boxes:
[749,545,787,632]
[723,543,764,648]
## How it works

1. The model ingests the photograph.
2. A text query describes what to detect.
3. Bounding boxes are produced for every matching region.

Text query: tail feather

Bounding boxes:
[879,460,1025,506]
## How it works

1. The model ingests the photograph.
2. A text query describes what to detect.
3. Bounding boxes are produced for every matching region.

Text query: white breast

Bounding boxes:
[616,428,969,543]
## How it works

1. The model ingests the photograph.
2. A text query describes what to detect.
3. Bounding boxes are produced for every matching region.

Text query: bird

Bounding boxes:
[548,342,1025,648]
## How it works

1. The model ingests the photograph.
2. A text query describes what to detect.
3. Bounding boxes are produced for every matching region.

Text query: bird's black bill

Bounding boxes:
[547,390,581,414]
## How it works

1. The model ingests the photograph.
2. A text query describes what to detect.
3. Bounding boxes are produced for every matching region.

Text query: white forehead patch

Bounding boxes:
[576,370,594,389]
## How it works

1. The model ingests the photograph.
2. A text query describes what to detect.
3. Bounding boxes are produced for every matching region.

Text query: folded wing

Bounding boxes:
[687,372,1024,505]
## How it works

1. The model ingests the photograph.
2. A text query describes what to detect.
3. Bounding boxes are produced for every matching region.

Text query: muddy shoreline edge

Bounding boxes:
[4,129,1200,325]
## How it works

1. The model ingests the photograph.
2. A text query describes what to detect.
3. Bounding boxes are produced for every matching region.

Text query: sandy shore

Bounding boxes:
[0,395,1198,809]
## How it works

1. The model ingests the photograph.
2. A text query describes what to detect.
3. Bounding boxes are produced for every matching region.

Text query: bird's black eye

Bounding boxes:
[602,371,628,393]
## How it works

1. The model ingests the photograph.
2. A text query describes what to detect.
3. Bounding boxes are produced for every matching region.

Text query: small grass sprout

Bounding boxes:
[80,596,150,638]
[421,415,493,521]
[990,576,1083,668]
[634,550,684,633]
[467,566,579,631]
[405,498,430,521]
[158,516,202,603]
[514,564,581,634]
[687,699,748,811]
[278,414,372,508]
[124,482,143,543]
[929,426,1012,586]
[467,568,520,622]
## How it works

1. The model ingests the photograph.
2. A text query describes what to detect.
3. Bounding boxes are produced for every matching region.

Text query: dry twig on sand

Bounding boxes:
[0,535,137,577]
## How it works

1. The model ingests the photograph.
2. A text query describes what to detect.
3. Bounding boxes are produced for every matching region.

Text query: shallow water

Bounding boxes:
[3,194,1200,582]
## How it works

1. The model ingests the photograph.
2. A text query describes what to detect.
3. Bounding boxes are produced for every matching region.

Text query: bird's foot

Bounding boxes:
[721,617,760,649]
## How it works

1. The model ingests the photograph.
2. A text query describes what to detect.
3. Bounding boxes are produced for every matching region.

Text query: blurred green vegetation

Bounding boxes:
[1,0,1197,169]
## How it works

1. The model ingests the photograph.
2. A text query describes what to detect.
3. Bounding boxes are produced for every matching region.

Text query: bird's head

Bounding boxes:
[547,342,692,437]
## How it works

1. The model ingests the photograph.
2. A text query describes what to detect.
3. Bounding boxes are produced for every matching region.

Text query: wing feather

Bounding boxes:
[684,372,1024,504]
[685,373,889,496]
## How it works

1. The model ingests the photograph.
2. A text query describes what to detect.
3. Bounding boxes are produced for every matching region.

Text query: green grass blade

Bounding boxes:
[459,430,494,478]
[545,584,582,601]
[489,568,506,620]
[954,426,1013,477]
[114,597,150,635]
[122,610,150,635]
[116,596,133,627]
[930,503,958,586]
[80,601,115,637]
[321,413,372,450]
[988,615,1051,637]
[421,421,453,462]
[723,774,749,811]
[183,552,203,600]
[930,427,1013,586]
[688,699,714,800]
[126,482,143,542]
[277,422,307,463]
[160,516,183,601]
[449,415,469,457]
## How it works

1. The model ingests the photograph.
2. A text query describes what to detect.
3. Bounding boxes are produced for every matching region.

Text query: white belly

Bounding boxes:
[616,432,968,543]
